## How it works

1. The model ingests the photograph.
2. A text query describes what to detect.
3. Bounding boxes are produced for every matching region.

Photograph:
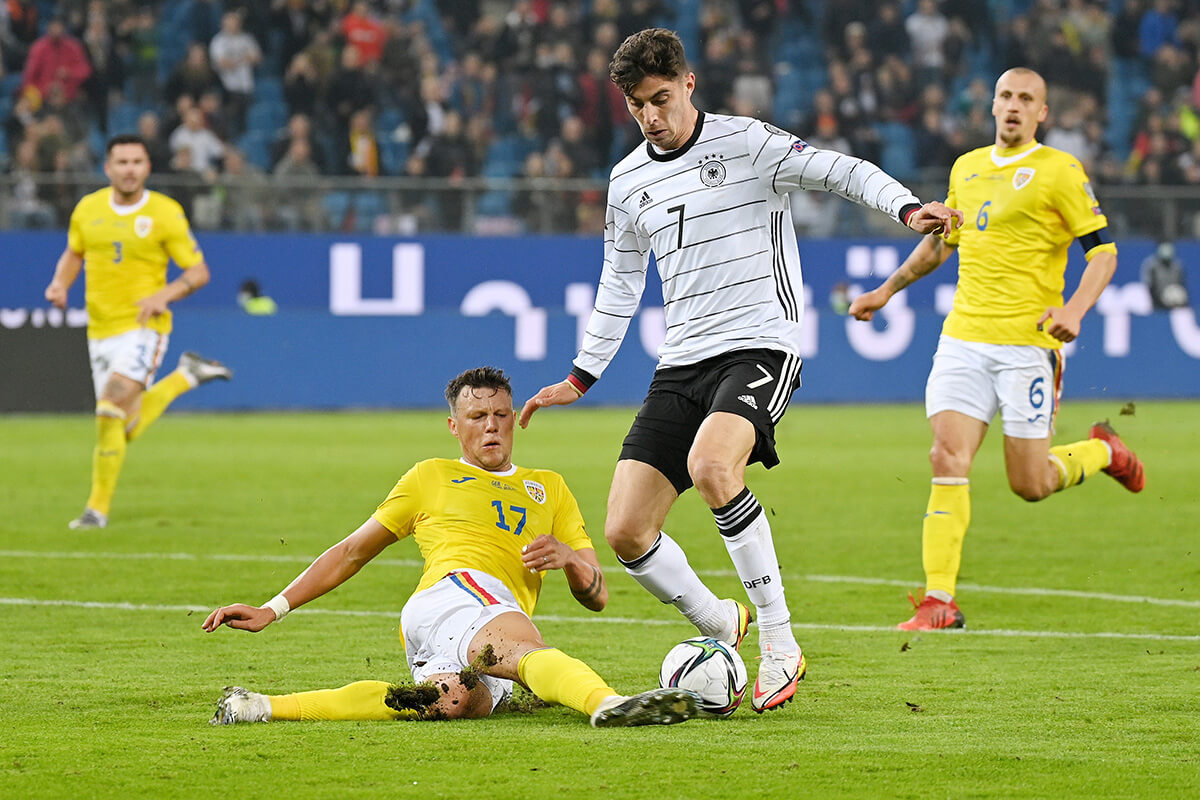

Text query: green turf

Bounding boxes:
[1,402,1198,799]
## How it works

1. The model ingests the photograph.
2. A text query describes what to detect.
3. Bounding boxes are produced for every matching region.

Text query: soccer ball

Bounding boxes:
[658,636,747,717]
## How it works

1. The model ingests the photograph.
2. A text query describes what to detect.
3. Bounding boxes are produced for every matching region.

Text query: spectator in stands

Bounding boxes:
[1152,43,1193,96]
[869,1,910,60]
[165,43,223,108]
[5,83,40,147]
[7,136,56,228]
[137,111,172,173]
[271,113,328,174]
[407,109,474,228]
[341,1,388,67]
[42,82,88,143]
[272,0,332,68]
[875,55,917,124]
[169,106,225,176]
[219,146,267,231]
[1045,107,1095,167]
[915,106,956,173]
[283,51,320,118]
[197,90,231,142]
[22,16,92,104]
[1140,0,1180,59]
[327,44,377,135]
[2,0,38,74]
[209,10,261,139]
[906,0,949,87]
[346,107,379,178]
[80,6,122,133]
[34,113,69,172]
[556,115,600,178]
[271,134,324,230]
[116,4,157,103]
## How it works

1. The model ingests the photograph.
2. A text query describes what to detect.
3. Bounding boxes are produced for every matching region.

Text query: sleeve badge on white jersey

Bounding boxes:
[700,159,727,187]
[523,480,546,504]
[791,139,808,153]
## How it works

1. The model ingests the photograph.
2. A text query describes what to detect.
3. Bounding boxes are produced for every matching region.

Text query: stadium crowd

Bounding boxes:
[4,0,1200,234]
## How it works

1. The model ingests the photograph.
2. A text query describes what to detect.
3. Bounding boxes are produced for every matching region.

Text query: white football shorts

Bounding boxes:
[87,328,169,399]
[925,334,1063,439]
[399,569,522,710]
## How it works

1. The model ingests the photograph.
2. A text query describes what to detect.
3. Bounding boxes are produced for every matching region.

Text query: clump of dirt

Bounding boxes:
[384,682,440,720]
[457,644,498,690]
[496,686,548,714]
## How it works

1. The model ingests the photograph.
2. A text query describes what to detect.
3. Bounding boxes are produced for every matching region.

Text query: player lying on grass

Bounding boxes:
[203,367,698,728]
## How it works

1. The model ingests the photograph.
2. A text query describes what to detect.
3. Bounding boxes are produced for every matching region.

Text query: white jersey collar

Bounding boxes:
[990,142,1042,168]
[108,189,150,216]
[459,457,517,477]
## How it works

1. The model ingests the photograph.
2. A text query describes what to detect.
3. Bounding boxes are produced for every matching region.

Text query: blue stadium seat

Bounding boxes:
[255,77,283,104]
[247,101,288,135]
[353,192,387,231]
[107,102,143,136]
[877,122,917,184]
[322,191,352,229]
[477,190,513,217]
[237,130,273,170]
[0,74,23,99]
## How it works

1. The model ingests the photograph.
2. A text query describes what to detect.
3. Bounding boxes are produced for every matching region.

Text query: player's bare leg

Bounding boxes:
[1004,435,1059,501]
[900,411,988,631]
[691,412,802,710]
[605,460,741,641]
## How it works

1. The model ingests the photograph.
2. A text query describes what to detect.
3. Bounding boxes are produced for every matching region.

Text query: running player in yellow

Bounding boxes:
[203,367,698,728]
[849,68,1146,631]
[44,134,231,531]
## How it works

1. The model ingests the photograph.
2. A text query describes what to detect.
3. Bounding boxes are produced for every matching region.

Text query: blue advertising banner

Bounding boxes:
[4,232,1198,409]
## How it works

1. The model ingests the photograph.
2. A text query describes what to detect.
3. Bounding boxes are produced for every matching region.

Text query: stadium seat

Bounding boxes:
[877,122,917,184]
[247,101,288,136]
[322,191,353,229]
[255,77,283,104]
[107,102,143,136]
[0,73,23,99]
[237,130,274,171]
[353,192,388,231]
[476,190,513,217]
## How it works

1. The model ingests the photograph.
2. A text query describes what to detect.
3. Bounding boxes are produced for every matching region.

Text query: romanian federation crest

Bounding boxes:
[700,159,726,187]
[1013,167,1036,190]
[523,480,546,505]
[134,215,153,237]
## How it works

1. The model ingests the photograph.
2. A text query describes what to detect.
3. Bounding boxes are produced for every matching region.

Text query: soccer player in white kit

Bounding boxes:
[520,28,961,712]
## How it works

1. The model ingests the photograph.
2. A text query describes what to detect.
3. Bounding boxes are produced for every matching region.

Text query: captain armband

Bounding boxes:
[1077,228,1116,259]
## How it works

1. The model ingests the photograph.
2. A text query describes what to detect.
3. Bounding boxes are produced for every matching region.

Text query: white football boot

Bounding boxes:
[210,686,272,725]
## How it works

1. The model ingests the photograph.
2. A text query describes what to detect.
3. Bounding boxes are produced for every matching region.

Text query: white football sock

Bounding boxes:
[714,489,797,651]
[620,531,726,636]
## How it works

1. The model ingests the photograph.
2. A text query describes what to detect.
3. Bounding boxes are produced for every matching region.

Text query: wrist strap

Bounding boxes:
[264,594,290,621]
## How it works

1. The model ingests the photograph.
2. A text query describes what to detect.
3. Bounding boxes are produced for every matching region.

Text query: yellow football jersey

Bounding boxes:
[67,188,205,339]
[941,140,1117,348]
[372,458,594,617]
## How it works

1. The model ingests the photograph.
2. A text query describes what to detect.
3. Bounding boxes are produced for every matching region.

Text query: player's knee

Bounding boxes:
[1009,478,1052,503]
[687,452,737,504]
[929,442,970,476]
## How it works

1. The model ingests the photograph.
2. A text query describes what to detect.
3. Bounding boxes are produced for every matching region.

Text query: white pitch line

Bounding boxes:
[4,550,1199,610]
[2,597,1199,642]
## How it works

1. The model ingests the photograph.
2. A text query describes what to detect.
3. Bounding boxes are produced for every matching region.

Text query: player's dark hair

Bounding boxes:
[106,134,150,158]
[445,366,513,412]
[609,28,688,96]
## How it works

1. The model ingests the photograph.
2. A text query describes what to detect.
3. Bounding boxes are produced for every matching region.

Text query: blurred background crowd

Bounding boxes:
[3,0,1200,236]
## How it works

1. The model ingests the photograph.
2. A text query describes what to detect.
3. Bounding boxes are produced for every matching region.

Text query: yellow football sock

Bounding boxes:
[922,479,971,597]
[268,681,402,721]
[85,402,127,516]
[517,648,617,716]
[126,371,191,442]
[1048,438,1111,491]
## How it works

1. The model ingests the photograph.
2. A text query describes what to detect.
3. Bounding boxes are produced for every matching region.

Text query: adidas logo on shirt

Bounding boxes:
[738,394,758,410]
[639,191,652,208]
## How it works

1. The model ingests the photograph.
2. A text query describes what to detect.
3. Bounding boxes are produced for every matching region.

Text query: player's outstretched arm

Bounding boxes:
[45,249,83,308]
[202,518,397,633]
[518,380,583,428]
[849,234,957,321]
[521,537,608,611]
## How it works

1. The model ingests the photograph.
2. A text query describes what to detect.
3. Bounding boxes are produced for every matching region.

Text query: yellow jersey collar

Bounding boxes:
[107,188,150,216]
[990,140,1042,168]
[459,457,518,477]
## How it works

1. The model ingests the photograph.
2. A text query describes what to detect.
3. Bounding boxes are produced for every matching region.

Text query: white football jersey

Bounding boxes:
[573,113,921,377]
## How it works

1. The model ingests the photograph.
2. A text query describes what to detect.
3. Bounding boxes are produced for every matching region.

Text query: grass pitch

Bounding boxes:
[1,401,1198,799]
